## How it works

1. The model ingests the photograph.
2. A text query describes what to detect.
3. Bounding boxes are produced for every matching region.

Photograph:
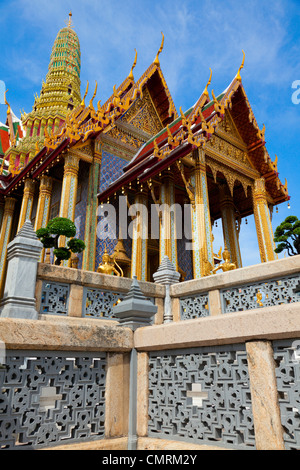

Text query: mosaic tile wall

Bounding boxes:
[177,235,193,281]
[74,164,89,269]
[99,151,128,193]
[96,151,130,268]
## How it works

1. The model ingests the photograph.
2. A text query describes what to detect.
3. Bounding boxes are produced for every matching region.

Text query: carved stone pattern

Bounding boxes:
[83,288,125,320]
[122,88,162,136]
[148,346,255,449]
[107,127,145,149]
[180,294,210,320]
[221,274,300,313]
[40,282,69,315]
[207,134,248,165]
[206,156,252,196]
[273,339,300,450]
[0,350,106,449]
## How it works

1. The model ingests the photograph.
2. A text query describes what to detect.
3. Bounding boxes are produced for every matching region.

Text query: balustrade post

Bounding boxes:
[0,220,43,319]
[153,255,180,323]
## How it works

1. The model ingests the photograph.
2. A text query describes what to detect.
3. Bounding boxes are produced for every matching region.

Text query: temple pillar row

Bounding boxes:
[17,178,36,232]
[59,153,80,221]
[34,175,53,261]
[130,190,148,281]
[190,148,214,279]
[219,184,242,268]
[59,153,80,267]
[0,197,16,296]
[253,178,277,263]
[159,174,178,269]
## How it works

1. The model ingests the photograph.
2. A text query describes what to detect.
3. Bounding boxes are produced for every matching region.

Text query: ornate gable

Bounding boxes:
[206,110,257,174]
[120,87,164,137]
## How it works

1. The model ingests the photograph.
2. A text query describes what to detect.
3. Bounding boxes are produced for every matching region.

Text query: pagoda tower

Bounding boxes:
[16,12,82,161]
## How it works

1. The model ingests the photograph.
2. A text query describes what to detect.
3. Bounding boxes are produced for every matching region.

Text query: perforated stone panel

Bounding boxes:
[221,274,300,313]
[148,345,255,449]
[273,339,300,450]
[180,294,210,320]
[0,350,106,449]
[83,287,125,320]
[40,281,69,315]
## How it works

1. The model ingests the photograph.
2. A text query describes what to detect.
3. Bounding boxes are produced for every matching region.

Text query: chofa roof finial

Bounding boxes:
[154,32,164,67]
[236,50,245,82]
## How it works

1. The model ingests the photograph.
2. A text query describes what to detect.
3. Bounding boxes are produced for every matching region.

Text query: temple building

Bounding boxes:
[0,16,290,294]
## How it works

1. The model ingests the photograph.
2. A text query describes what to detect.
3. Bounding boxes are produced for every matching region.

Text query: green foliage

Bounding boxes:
[274,215,300,256]
[36,217,85,265]
[46,217,77,238]
[53,248,71,264]
[67,238,86,253]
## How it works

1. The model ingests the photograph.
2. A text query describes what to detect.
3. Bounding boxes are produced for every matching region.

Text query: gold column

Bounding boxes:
[219,184,242,268]
[159,174,178,269]
[0,197,16,296]
[59,153,80,221]
[253,178,277,262]
[130,189,148,281]
[34,176,53,261]
[17,178,36,232]
[59,153,80,266]
[190,148,214,278]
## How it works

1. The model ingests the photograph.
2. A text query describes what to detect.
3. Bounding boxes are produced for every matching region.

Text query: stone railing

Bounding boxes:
[170,255,300,321]
[1,222,300,451]
[0,315,133,450]
[35,263,165,323]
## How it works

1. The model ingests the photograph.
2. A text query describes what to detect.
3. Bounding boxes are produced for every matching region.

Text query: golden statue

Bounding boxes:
[97,247,121,276]
[213,245,236,274]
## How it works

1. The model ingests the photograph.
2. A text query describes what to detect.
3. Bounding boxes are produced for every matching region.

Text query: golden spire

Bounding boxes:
[203,68,212,99]
[154,32,164,66]
[236,50,245,82]
[128,49,137,81]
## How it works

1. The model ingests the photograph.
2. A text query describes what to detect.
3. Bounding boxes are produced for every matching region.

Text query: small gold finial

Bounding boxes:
[81,81,89,106]
[4,89,10,114]
[211,89,218,105]
[128,49,137,81]
[203,68,212,99]
[236,50,245,82]
[154,32,164,66]
[67,11,73,28]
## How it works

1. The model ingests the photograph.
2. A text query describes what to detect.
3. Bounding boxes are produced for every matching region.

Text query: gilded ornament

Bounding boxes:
[128,49,137,81]
[236,50,245,82]
[212,245,236,273]
[97,247,122,276]
[154,32,164,66]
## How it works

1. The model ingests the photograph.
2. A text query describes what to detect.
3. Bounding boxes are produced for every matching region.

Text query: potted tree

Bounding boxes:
[36,217,85,265]
[274,215,300,257]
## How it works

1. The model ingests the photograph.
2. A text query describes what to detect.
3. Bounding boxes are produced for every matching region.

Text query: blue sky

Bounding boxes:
[0,0,299,266]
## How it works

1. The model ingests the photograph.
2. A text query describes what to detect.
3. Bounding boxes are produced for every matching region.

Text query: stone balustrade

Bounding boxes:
[0,237,300,450]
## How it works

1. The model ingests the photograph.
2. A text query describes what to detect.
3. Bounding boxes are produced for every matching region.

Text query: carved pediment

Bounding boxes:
[211,110,256,172]
[121,87,163,137]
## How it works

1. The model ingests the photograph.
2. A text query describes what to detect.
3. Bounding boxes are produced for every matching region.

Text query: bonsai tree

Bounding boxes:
[274,215,300,256]
[36,217,85,265]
